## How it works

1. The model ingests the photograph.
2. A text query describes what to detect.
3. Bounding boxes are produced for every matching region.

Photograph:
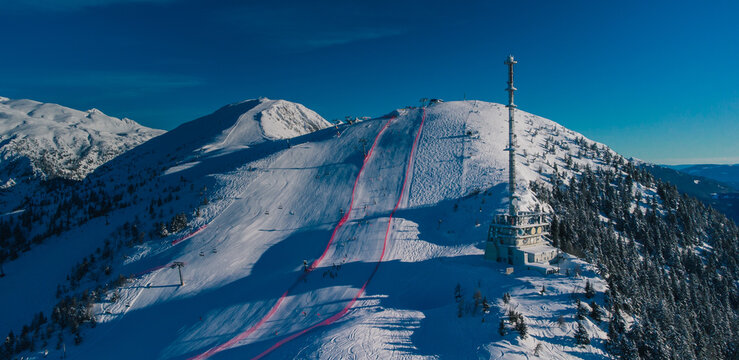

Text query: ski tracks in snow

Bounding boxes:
[189,109,426,359]
[188,114,397,360]
[250,108,427,360]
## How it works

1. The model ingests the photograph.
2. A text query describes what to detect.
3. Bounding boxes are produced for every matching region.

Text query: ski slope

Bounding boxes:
[189,108,426,359]
[3,100,616,360]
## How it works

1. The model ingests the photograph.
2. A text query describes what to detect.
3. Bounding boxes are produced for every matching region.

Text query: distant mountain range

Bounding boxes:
[0,97,164,183]
[667,164,739,190]
[0,97,165,214]
[642,163,739,222]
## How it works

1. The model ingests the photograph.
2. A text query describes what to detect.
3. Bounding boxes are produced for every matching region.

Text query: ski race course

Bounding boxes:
[191,108,427,359]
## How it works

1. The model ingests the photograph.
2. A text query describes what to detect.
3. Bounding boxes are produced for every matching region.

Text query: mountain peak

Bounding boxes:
[199,98,332,153]
[86,108,104,116]
[0,97,164,185]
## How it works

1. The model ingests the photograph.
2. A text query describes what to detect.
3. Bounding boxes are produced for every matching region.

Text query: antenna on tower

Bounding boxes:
[504,55,518,216]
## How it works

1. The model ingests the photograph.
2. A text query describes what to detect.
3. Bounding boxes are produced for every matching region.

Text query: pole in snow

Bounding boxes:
[359,138,368,157]
[171,262,185,286]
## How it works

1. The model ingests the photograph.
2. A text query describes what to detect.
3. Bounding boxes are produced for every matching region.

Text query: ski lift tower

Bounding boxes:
[171,262,185,286]
[484,55,557,271]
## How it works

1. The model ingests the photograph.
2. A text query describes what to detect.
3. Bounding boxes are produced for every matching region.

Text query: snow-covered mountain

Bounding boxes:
[2,99,735,360]
[199,98,332,153]
[1,99,621,360]
[642,163,739,222]
[0,97,165,185]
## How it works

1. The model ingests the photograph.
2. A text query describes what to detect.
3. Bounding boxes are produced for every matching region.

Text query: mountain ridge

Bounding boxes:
[0,97,165,182]
[1,99,735,360]
[2,99,615,360]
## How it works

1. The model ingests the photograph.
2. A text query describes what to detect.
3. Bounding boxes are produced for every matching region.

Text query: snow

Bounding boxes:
[0,209,24,217]
[200,98,331,154]
[0,96,164,213]
[0,97,164,181]
[2,100,619,359]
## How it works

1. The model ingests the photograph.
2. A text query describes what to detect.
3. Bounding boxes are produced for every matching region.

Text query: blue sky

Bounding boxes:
[1,0,737,164]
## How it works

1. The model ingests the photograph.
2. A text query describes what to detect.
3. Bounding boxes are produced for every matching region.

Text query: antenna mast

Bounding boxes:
[504,55,518,216]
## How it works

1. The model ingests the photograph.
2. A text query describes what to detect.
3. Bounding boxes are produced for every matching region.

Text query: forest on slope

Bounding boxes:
[533,161,738,359]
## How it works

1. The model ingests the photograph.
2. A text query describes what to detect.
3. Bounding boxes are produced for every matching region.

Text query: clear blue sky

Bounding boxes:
[1,0,737,164]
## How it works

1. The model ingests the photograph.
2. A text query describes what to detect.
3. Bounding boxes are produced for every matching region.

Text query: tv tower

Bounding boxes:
[485,55,555,267]
[504,55,518,216]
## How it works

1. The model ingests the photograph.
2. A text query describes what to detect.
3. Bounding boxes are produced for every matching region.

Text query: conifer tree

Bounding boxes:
[576,299,588,320]
[575,321,590,346]
[4,331,15,356]
[515,318,528,339]
[472,289,482,315]
[498,319,507,336]
[584,280,595,298]
[482,297,490,314]
[590,302,603,322]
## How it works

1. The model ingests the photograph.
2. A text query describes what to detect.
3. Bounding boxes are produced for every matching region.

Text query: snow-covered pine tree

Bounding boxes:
[576,299,588,320]
[575,321,590,346]
[584,280,595,298]
[590,302,603,322]
[515,318,527,339]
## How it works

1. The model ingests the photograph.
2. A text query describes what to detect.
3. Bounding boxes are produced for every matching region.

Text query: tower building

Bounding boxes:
[484,55,558,271]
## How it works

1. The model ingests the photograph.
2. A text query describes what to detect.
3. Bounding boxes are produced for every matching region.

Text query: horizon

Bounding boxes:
[3,94,736,167]
[1,0,737,165]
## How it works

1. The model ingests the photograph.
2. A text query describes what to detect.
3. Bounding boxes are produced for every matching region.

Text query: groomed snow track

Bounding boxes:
[189,108,426,359]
